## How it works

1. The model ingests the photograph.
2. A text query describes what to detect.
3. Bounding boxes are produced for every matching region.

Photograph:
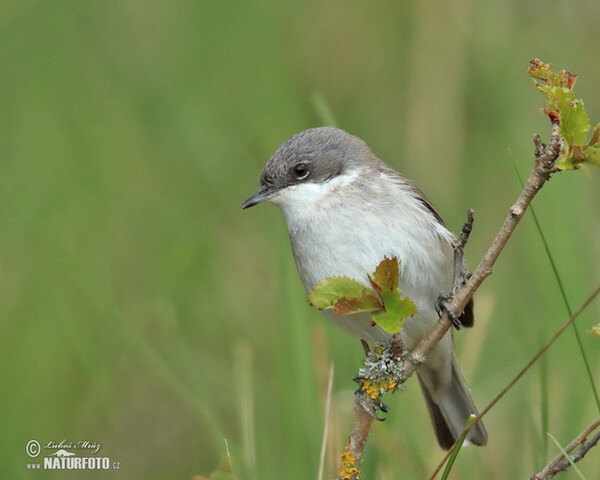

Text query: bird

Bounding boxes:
[241,126,487,449]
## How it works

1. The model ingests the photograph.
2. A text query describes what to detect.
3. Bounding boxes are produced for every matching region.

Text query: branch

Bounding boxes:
[340,125,561,477]
[531,416,600,479]
[407,124,560,373]
[338,392,377,480]
[339,335,405,479]
[428,284,600,480]
[452,208,474,294]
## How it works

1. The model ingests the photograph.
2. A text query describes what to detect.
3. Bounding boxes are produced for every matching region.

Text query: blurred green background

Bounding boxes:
[1,0,599,478]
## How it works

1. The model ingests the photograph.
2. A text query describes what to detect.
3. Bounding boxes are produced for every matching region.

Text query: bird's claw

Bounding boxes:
[354,388,387,421]
[360,339,370,356]
[435,293,463,330]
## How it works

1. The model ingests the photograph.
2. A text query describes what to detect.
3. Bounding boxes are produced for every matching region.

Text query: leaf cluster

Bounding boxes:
[307,257,417,334]
[528,59,600,170]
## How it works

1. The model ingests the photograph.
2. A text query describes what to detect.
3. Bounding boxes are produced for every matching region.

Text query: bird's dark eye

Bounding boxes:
[293,163,309,180]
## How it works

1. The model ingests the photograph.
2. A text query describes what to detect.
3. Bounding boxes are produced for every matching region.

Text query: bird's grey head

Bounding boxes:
[241,126,374,209]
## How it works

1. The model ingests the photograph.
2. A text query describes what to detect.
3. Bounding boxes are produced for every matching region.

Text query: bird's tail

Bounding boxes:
[417,352,488,450]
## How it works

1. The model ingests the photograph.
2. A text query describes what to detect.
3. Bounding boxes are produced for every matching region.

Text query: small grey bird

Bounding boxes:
[242,126,487,449]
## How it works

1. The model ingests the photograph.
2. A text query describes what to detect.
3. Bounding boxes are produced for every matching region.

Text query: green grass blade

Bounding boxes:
[539,330,549,463]
[547,433,587,480]
[440,415,475,480]
[510,152,600,413]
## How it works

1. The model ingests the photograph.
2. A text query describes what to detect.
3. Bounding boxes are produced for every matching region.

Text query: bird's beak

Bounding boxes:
[241,186,276,209]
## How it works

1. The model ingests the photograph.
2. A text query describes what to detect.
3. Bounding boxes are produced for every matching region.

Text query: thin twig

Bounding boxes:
[452,209,474,294]
[568,431,600,465]
[532,416,600,479]
[511,148,600,413]
[338,392,377,480]
[348,393,377,461]
[342,126,561,474]
[407,126,560,374]
[428,284,600,480]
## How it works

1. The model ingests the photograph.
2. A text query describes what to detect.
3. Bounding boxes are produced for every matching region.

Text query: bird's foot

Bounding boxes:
[435,293,463,330]
[353,387,387,421]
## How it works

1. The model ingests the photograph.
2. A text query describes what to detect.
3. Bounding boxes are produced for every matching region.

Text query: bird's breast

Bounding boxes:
[283,193,455,311]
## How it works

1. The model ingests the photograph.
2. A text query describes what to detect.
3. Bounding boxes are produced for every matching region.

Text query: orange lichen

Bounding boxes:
[339,444,359,479]
[361,378,397,400]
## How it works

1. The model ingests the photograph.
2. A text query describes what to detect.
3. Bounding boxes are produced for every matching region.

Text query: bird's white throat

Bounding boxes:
[267,168,361,225]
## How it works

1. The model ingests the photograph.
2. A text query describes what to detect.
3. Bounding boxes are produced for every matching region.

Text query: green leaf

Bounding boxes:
[528,60,600,170]
[541,85,573,114]
[556,155,576,171]
[332,293,383,315]
[561,99,590,146]
[308,277,382,315]
[372,291,417,334]
[308,277,367,309]
[307,257,417,330]
[528,59,578,89]
[372,257,399,292]
[369,257,417,333]
[539,85,591,148]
